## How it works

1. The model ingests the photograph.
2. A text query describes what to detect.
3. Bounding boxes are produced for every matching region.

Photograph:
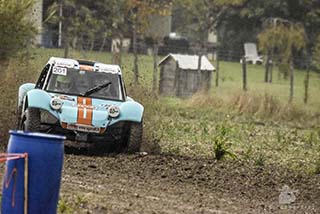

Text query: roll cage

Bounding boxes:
[35,57,127,101]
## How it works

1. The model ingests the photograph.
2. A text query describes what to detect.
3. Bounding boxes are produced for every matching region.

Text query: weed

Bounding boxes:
[314,159,320,175]
[58,198,73,214]
[243,145,253,160]
[276,130,283,144]
[75,194,88,207]
[255,154,266,167]
[212,125,236,160]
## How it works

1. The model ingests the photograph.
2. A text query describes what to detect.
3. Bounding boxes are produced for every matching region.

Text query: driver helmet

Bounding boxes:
[56,75,72,91]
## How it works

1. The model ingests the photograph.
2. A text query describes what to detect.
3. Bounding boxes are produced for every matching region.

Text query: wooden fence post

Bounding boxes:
[242,56,247,91]
[304,56,311,104]
[289,60,294,103]
[215,50,220,87]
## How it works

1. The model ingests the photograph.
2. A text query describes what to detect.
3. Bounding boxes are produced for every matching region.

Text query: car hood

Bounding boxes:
[50,93,122,128]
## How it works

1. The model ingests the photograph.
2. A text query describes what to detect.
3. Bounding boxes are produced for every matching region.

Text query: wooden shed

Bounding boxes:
[158,54,215,97]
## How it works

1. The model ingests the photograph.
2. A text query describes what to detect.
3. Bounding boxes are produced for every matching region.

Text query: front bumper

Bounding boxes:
[40,110,129,143]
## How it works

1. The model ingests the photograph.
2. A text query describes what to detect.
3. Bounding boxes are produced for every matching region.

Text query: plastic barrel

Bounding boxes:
[2,131,65,214]
[1,153,26,214]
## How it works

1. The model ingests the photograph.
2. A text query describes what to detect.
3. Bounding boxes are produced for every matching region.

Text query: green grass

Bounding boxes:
[1,48,320,174]
[30,48,320,111]
[215,61,320,112]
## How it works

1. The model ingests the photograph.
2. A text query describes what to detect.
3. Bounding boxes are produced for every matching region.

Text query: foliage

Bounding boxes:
[0,0,37,61]
[314,159,320,175]
[258,21,306,63]
[212,125,236,160]
[312,34,320,69]
[175,0,243,45]
[46,0,99,51]
[254,153,265,167]
[58,198,73,214]
[214,0,320,61]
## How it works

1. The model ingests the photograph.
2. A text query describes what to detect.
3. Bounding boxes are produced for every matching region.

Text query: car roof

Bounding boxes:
[48,57,122,75]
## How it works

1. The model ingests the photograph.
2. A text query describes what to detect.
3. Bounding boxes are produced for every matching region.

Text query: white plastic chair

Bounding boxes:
[242,43,263,64]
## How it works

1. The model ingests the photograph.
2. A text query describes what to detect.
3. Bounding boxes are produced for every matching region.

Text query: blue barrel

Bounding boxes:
[2,131,65,214]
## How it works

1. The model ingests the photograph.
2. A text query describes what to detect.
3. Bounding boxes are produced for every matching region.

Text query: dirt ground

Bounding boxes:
[61,152,320,214]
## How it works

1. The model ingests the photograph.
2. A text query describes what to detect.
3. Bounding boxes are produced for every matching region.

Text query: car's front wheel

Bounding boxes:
[126,121,143,153]
[24,108,41,132]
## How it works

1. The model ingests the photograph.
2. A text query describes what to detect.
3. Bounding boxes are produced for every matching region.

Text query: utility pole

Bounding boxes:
[58,0,63,48]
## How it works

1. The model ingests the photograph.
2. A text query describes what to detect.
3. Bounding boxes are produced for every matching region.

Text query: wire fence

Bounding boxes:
[0,38,319,107]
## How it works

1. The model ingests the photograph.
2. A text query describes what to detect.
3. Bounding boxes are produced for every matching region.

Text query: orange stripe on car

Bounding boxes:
[77,97,93,125]
[79,65,94,72]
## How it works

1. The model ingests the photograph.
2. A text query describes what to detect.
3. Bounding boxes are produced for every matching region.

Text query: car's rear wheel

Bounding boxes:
[24,108,41,132]
[126,121,143,153]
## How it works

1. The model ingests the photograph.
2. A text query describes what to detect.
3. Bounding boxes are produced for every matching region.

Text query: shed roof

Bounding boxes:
[159,54,215,71]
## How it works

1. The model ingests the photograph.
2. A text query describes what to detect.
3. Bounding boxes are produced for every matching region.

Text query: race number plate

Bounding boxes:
[52,66,67,76]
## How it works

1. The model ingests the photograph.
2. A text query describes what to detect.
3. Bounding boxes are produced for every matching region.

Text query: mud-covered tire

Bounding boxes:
[15,105,23,130]
[24,108,41,132]
[126,122,143,153]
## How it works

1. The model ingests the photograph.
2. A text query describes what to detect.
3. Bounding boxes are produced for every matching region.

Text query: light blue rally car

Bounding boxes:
[16,57,144,152]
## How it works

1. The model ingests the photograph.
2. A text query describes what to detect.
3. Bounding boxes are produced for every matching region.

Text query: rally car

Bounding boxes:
[16,57,144,152]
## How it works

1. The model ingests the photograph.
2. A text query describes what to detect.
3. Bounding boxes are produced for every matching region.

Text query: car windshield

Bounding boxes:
[46,67,123,100]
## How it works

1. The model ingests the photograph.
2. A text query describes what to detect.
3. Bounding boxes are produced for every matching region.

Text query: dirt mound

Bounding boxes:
[61,154,320,213]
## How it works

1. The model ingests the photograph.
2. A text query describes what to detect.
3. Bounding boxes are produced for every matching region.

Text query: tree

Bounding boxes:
[217,0,320,65]
[143,1,172,92]
[46,0,98,57]
[91,0,129,64]
[175,0,244,88]
[0,0,36,62]
[126,0,172,85]
[258,20,306,102]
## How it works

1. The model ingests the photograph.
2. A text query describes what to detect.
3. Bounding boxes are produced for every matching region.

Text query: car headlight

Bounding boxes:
[50,98,63,110]
[108,105,120,118]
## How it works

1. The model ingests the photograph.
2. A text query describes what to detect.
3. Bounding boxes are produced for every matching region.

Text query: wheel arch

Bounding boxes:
[109,101,144,125]
[26,89,59,119]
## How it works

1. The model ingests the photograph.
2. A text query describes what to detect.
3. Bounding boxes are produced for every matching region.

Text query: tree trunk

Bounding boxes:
[133,23,139,84]
[112,37,122,65]
[215,50,220,87]
[278,65,281,80]
[71,36,78,49]
[64,34,69,58]
[304,58,311,104]
[242,56,247,91]
[289,60,294,103]
[119,37,123,67]
[268,59,273,83]
[99,37,106,52]
[152,43,159,93]
[264,54,270,83]
[90,36,95,51]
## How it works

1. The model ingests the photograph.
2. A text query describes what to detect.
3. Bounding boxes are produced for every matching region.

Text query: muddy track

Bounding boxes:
[61,153,320,214]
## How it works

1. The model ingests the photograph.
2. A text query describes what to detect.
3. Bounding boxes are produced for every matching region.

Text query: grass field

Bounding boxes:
[30,48,320,111]
[1,48,320,174]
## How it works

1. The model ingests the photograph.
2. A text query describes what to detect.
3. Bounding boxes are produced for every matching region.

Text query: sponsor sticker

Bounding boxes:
[52,66,67,76]
[59,95,75,102]
[67,124,100,133]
